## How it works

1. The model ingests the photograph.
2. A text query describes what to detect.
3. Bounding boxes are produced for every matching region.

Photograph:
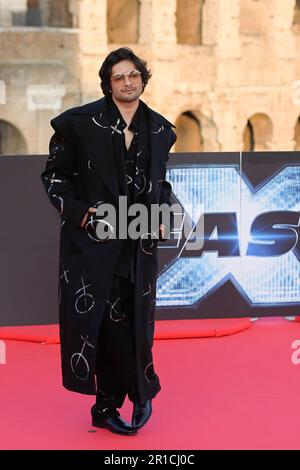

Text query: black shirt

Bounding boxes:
[106,95,145,285]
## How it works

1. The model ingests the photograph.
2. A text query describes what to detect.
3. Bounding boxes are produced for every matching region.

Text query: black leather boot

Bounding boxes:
[132,399,152,430]
[92,392,137,435]
[91,404,137,435]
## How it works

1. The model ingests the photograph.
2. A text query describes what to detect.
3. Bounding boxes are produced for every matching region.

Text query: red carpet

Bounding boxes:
[0,317,300,449]
[0,317,251,343]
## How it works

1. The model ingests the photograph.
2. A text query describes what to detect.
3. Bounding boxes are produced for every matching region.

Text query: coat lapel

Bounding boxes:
[69,97,175,206]
[70,99,119,204]
[146,106,176,204]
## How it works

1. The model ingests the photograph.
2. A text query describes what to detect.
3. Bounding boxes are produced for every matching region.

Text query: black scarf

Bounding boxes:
[105,94,151,205]
[105,95,152,283]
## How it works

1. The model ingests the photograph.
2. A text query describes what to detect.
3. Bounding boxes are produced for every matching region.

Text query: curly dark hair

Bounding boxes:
[99,47,152,96]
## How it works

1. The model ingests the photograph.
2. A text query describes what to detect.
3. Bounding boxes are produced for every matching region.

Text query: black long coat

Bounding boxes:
[41,96,176,401]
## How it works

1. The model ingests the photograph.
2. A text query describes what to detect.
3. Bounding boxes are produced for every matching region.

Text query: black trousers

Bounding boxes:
[95,277,137,410]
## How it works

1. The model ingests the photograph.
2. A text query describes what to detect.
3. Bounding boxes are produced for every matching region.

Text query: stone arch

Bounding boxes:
[294,116,300,150]
[174,110,219,152]
[47,0,73,28]
[175,112,203,152]
[25,0,42,26]
[3,1,74,27]
[243,113,273,151]
[107,0,139,44]
[293,0,300,27]
[239,0,266,34]
[176,0,205,45]
[0,121,27,155]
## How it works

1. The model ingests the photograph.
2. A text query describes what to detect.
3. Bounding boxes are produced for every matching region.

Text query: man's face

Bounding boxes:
[110,60,143,103]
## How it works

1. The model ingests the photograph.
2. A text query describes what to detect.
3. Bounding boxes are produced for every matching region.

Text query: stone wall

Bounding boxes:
[0,0,300,154]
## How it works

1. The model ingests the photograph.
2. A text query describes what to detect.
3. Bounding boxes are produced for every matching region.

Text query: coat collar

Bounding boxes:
[70,96,176,129]
[69,96,175,205]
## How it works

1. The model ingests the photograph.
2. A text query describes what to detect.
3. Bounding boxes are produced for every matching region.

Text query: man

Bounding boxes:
[41,47,176,436]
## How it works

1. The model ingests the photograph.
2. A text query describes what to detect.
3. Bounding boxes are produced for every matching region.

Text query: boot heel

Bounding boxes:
[92,417,105,428]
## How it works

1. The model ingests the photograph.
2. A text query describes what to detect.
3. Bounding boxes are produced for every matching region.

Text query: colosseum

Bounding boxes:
[0,0,300,155]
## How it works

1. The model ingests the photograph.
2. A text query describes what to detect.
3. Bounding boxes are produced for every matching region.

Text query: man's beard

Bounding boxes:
[116,89,142,102]
[119,95,139,102]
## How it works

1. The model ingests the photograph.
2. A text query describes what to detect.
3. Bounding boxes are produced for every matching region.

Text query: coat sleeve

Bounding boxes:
[40,117,90,228]
[158,129,177,240]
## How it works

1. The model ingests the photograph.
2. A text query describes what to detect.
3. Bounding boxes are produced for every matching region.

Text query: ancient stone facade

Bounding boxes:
[0,0,300,155]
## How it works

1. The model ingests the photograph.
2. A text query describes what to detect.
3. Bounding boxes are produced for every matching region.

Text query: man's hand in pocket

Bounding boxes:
[80,207,97,229]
